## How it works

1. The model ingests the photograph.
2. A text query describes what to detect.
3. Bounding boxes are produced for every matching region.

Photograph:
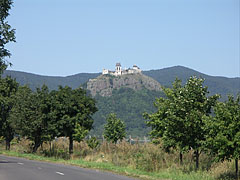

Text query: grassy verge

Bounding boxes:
[0,150,214,180]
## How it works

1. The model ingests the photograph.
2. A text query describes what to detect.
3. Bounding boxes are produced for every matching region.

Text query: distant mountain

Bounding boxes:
[3,66,239,99]
[143,66,240,100]
[3,66,239,137]
[3,70,100,90]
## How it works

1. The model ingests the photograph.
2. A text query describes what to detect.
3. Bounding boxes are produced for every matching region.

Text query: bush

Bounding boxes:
[87,137,100,150]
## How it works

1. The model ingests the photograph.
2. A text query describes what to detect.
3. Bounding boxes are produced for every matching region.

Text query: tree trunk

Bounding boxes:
[32,142,41,153]
[49,141,52,153]
[194,150,199,170]
[5,125,14,151]
[179,152,183,165]
[236,159,239,180]
[32,137,41,153]
[5,139,10,151]
[69,134,73,154]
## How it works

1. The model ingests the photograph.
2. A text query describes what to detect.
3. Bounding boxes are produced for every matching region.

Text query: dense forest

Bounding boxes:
[91,88,165,137]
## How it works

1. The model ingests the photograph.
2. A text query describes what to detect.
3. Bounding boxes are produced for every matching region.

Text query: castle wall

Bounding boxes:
[103,64,141,76]
[102,69,109,75]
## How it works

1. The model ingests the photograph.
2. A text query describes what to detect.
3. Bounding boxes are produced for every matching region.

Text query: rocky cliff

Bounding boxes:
[87,73,162,96]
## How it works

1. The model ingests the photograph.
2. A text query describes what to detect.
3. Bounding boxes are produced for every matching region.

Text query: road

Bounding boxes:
[0,155,137,180]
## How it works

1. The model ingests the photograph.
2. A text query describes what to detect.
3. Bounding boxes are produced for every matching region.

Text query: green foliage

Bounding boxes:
[2,67,239,139]
[0,0,15,73]
[0,76,18,150]
[0,136,4,143]
[92,88,163,137]
[103,113,126,144]
[144,66,240,101]
[204,95,240,177]
[52,86,97,153]
[145,77,220,169]
[10,85,54,152]
[73,124,89,143]
[87,136,100,150]
[9,84,97,154]
[3,71,100,91]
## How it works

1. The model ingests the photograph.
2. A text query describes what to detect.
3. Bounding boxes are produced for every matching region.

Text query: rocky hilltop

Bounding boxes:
[87,73,162,97]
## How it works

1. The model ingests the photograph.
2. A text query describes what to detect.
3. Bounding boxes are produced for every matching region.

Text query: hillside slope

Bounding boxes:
[2,66,239,137]
[3,70,100,90]
[143,66,240,100]
[3,66,239,99]
[91,88,164,137]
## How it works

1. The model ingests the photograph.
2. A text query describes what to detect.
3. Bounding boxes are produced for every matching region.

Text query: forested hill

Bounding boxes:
[3,66,240,99]
[2,70,100,90]
[144,66,240,100]
[2,66,239,137]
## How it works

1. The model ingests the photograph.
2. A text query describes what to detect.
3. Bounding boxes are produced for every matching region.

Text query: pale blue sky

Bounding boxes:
[6,0,240,77]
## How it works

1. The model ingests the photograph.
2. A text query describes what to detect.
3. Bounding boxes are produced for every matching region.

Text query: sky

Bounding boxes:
[5,0,240,77]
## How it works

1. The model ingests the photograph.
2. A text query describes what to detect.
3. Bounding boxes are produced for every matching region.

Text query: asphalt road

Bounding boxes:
[0,155,137,180]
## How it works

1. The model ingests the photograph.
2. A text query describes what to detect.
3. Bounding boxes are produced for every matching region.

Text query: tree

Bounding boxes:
[52,86,97,154]
[145,77,219,169]
[0,0,15,74]
[11,85,55,152]
[204,95,240,178]
[103,113,126,144]
[0,76,18,150]
[144,78,186,164]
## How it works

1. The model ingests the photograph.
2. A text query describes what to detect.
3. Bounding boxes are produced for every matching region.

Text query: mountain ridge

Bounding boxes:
[2,65,240,100]
[5,65,239,78]
[2,66,239,136]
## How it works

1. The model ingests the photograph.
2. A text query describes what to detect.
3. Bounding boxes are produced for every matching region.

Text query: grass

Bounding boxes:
[0,149,214,180]
[0,139,237,180]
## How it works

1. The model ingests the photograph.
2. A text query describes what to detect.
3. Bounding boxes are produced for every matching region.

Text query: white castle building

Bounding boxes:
[102,63,142,76]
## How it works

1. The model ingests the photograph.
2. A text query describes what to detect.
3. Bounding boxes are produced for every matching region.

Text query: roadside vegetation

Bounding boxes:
[0,138,238,180]
[1,75,239,180]
[0,1,240,180]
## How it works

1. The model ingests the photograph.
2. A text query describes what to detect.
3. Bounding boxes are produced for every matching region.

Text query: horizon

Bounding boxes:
[5,65,240,78]
[6,0,240,78]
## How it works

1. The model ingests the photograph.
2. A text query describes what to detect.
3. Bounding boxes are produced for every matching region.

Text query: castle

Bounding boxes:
[102,63,142,76]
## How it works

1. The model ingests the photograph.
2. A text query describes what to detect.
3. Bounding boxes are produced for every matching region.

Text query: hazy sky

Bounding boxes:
[6,0,240,77]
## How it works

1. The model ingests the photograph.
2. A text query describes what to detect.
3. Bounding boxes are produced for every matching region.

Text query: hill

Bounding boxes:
[2,70,100,90]
[91,88,164,137]
[3,66,239,100]
[2,66,239,137]
[85,73,163,137]
[143,66,240,100]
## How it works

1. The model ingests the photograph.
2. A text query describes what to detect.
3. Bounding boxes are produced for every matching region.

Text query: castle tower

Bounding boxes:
[115,63,122,76]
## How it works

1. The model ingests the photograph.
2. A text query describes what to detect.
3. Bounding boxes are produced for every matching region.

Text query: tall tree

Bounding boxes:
[52,86,97,154]
[11,85,55,152]
[0,0,15,73]
[144,78,185,163]
[204,95,240,179]
[103,113,126,144]
[0,76,18,150]
[145,77,219,169]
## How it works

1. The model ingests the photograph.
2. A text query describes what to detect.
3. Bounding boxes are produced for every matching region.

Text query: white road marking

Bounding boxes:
[1,160,8,162]
[56,172,64,176]
[17,162,24,165]
[38,167,42,170]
